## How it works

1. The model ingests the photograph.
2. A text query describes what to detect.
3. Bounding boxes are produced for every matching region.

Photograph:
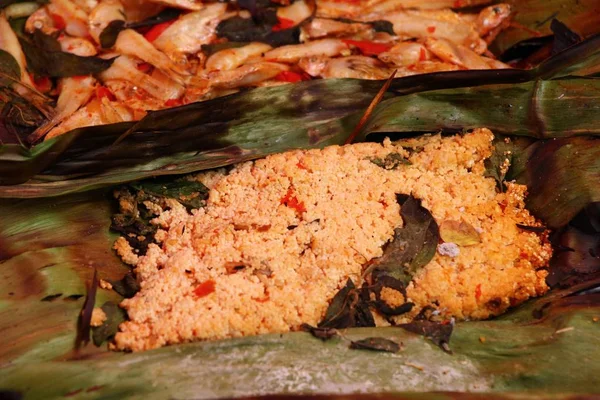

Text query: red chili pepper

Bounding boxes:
[280,187,306,213]
[274,71,310,83]
[31,75,52,93]
[272,17,295,32]
[136,62,152,73]
[164,98,183,107]
[342,39,392,56]
[419,47,427,61]
[143,20,177,42]
[427,26,436,34]
[475,284,482,301]
[95,86,116,101]
[50,13,66,30]
[453,0,465,7]
[194,279,216,298]
[296,161,307,169]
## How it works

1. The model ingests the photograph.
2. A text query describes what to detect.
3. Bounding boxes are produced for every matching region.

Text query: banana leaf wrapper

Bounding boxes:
[0,32,599,198]
[1,192,600,399]
[492,0,600,55]
[1,3,600,398]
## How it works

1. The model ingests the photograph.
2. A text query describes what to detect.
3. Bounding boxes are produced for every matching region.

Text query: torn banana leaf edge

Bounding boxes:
[0,33,598,198]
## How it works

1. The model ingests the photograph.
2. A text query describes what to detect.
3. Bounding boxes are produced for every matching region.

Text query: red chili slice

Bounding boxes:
[419,47,427,61]
[272,17,295,32]
[96,86,116,101]
[50,13,66,30]
[194,279,216,298]
[136,62,152,73]
[280,187,306,213]
[427,26,436,33]
[32,75,52,93]
[274,71,309,83]
[475,284,482,301]
[143,20,177,42]
[164,98,183,107]
[342,39,392,56]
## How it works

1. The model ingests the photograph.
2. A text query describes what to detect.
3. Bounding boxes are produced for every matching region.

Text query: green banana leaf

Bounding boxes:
[1,1,600,397]
[1,192,600,399]
[1,32,599,198]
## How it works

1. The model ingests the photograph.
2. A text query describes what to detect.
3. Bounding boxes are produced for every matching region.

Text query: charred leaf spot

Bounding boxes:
[225,263,246,274]
[486,297,503,310]
[41,293,62,302]
[64,294,85,302]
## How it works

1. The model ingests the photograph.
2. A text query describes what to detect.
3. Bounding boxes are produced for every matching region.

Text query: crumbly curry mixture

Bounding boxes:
[113,128,551,351]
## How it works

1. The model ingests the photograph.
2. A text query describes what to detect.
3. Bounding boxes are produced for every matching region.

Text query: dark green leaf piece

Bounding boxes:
[0,49,21,85]
[99,20,126,49]
[201,41,248,57]
[92,301,127,347]
[111,178,207,255]
[369,274,414,317]
[349,337,400,353]
[111,188,158,256]
[399,320,453,354]
[216,12,300,46]
[369,153,411,170]
[318,279,375,329]
[110,272,140,299]
[19,30,114,77]
[484,139,514,192]
[550,19,582,55]
[300,323,338,341]
[369,20,394,35]
[367,195,439,286]
[0,87,49,144]
[131,177,209,210]
[99,8,182,48]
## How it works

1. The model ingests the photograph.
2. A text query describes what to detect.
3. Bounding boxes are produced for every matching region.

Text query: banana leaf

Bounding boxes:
[1,191,600,398]
[492,0,600,55]
[1,1,600,397]
[0,32,599,198]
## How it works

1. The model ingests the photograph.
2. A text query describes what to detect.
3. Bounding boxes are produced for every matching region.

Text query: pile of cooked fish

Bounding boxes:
[0,0,513,140]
